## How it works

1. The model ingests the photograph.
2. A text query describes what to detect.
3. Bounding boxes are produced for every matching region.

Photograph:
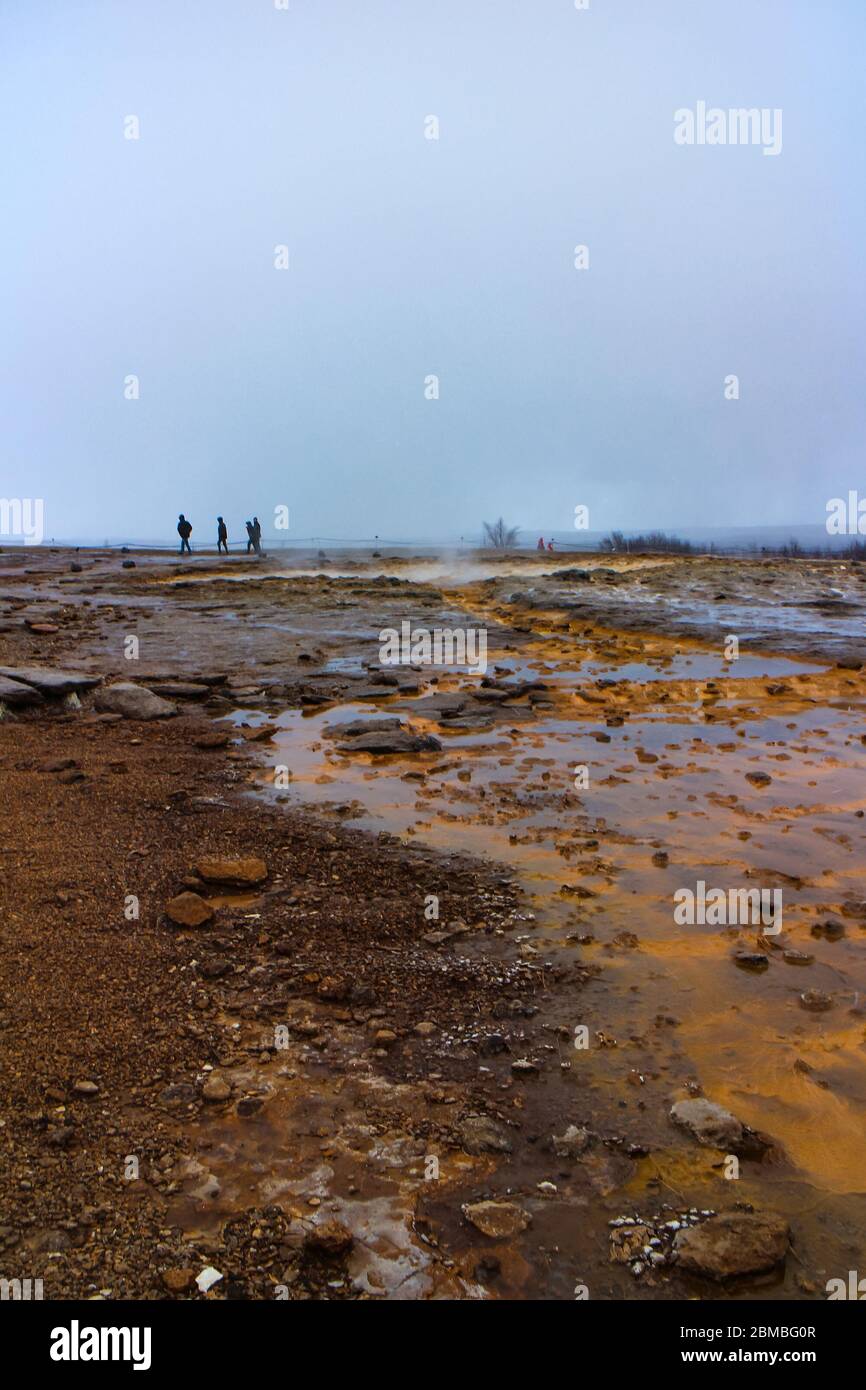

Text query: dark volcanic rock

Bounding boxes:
[324,717,404,739]
[337,729,442,754]
[147,682,210,700]
[0,675,44,707]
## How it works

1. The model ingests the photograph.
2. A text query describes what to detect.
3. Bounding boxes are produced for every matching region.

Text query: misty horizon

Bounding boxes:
[2,0,864,547]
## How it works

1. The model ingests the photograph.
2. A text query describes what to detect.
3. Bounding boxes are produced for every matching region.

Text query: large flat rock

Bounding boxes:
[146,682,210,700]
[0,666,101,697]
[337,729,442,754]
[0,675,45,707]
[324,717,404,739]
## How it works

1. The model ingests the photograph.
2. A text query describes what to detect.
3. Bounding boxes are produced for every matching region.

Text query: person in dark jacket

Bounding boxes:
[177,514,193,553]
[245,520,254,553]
[217,516,228,554]
[251,516,262,554]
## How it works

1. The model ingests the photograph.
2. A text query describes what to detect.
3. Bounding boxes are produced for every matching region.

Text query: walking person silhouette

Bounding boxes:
[217,516,228,554]
[177,514,193,554]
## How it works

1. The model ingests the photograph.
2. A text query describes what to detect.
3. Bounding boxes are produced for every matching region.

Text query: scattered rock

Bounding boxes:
[57,768,86,785]
[783,949,814,966]
[511,1057,539,1077]
[240,723,277,742]
[303,1221,354,1257]
[201,1074,232,1103]
[165,892,215,928]
[72,1080,100,1097]
[800,990,833,1012]
[463,1201,531,1239]
[317,976,349,1002]
[670,1098,743,1150]
[811,920,845,941]
[94,683,177,720]
[733,950,769,972]
[459,1115,514,1155]
[194,731,231,749]
[195,856,268,887]
[552,1124,591,1159]
[198,956,231,979]
[674,1212,789,1280]
[159,1083,197,1105]
[610,1223,650,1264]
[236,1096,264,1118]
[162,1268,195,1294]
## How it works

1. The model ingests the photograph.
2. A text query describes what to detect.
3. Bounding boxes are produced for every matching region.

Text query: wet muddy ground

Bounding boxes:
[1,545,864,1299]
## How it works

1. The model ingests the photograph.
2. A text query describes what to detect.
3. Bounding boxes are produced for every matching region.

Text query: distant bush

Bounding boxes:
[601,531,695,554]
[760,538,866,560]
[483,517,520,549]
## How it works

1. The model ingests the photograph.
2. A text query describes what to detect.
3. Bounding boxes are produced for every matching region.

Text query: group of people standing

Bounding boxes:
[176,514,263,555]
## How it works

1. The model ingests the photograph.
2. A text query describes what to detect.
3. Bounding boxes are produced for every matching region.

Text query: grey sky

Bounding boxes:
[1,0,863,543]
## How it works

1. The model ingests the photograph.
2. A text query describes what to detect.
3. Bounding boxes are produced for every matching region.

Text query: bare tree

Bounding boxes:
[483,517,520,549]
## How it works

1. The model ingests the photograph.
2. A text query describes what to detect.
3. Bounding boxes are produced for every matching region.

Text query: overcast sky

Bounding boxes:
[1,0,863,544]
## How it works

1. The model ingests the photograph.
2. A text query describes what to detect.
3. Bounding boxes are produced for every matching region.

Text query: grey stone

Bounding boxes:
[0,666,100,697]
[0,675,44,707]
[670,1098,743,1150]
[459,1115,514,1155]
[337,729,441,754]
[94,683,177,720]
[552,1124,591,1159]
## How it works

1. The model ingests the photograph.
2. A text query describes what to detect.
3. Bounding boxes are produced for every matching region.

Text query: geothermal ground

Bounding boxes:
[0,545,864,1300]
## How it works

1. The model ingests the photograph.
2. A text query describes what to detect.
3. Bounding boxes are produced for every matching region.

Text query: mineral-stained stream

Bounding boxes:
[2,548,865,1299]
[195,570,866,1299]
